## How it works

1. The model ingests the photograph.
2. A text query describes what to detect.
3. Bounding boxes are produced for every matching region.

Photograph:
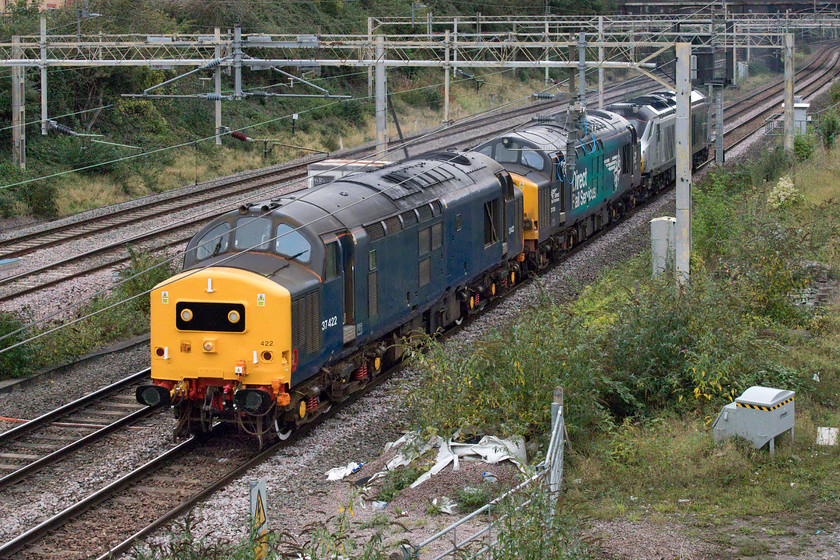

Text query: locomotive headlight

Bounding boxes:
[227,310,241,324]
[202,339,216,352]
[180,308,193,322]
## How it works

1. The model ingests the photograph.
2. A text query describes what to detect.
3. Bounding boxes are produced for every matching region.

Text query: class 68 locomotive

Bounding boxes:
[136,90,709,444]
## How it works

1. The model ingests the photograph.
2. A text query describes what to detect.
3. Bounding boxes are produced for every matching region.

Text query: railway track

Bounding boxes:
[0,75,664,305]
[723,45,840,151]
[0,369,157,490]
[0,44,837,559]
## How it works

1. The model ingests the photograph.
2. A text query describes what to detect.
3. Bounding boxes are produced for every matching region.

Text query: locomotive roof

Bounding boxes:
[241,151,502,236]
[607,90,706,119]
[483,109,632,153]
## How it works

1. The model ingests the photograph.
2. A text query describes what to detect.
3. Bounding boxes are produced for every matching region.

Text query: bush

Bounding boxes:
[794,133,815,162]
[0,311,35,379]
[817,110,840,148]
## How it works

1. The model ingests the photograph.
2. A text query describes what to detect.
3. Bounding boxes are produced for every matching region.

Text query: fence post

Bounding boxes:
[548,386,564,520]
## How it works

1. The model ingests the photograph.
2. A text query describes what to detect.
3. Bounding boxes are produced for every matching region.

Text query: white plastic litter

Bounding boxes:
[409,435,526,488]
[371,432,526,489]
[432,496,457,515]
[816,427,838,446]
[325,461,363,481]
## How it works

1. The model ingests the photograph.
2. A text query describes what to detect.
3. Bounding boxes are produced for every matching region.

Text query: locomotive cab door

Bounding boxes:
[321,235,346,352]
[322,231,356,347]
[337,231,356,344]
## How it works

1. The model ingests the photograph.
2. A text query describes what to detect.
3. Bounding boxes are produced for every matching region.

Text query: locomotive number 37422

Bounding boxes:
[321,316,338,331]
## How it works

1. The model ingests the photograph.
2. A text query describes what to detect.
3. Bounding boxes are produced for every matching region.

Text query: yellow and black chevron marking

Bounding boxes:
[735,396,794,412]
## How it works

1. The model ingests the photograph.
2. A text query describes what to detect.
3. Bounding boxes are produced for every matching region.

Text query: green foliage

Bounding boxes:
[794,134,816,162]
[400,86,444,111]
[29,250,175,370]
[455,485,493,513]
[817,110,840,148]
[492,483,595,559]
[0,311,35,379]
[376,466,424,502]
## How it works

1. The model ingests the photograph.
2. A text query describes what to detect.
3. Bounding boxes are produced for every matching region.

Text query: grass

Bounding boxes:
[0,249,175,380]
[20,70,551,219]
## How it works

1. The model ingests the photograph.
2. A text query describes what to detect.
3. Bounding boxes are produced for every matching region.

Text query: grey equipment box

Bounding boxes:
[713,386,795,454]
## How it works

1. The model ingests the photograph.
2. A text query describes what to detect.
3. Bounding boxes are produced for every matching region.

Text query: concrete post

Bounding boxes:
[214,27,222,146]
[233,25,242,100]
[715,85,724,164]
[12,36,25,170]
[444,30,450,123]
[598,16,605,108]
[731,21,738,87]
[375,35,387,156]
[544,18,550,84]
[568,34,575,96]
[651,217,676,277]
[40,17,48,136]
[577,32,586,108]
[367,18,373,99]
[784,33,795,152]
[675,43,692,285]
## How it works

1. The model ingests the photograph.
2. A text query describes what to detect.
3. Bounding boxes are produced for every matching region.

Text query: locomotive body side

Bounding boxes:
[473,109,639,268]
[608,90,710,191]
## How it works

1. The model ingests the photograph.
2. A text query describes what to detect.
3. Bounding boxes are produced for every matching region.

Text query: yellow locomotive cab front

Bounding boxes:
[510,172,540,241]
[140,267,293,416]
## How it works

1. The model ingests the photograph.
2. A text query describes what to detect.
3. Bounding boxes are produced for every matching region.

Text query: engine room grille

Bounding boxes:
[417,204,433,222]
[401,210,418,227]
[292,290,321,354]
[365,222,386,242]
[368,271,378,317]
[539,187,551,229]
[384,215,402,234]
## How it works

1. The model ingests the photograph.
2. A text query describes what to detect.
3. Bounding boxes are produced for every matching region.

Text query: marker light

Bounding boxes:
[228,310,241,323]
[180,308,193,322]
[202,339,216,352]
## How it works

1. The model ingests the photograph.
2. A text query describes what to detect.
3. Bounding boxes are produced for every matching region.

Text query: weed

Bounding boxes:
[0,311,35,378]
[376,466,423,503]
[455,485,493,513]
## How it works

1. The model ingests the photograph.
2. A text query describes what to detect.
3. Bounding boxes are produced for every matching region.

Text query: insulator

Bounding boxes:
[202,58,223,70]
[307,395,318,412]
[533,115,554,123]
[352,363,368,381]
[532,92,555,100]
[230,131,250,142]
[205,93,223,101]
[249,91,269,98]
[50,121,78,136]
